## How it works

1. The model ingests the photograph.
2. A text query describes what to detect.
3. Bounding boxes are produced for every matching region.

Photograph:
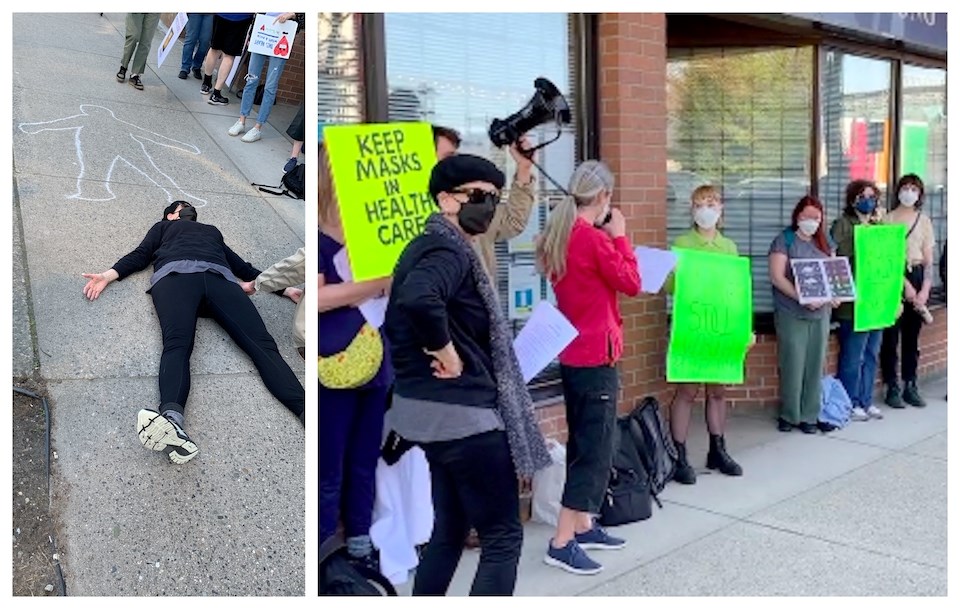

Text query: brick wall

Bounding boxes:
[160,13,304,105]
[536,12,948,442]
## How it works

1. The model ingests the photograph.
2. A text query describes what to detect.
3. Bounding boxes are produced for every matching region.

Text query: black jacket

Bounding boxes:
[385,231,497,407]
[111,220,261,282]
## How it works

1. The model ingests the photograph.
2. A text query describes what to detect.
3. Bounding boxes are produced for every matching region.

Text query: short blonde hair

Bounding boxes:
[690,184,720,204]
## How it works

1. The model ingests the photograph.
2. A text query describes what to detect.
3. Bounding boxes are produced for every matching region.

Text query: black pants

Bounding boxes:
[150,272,304,417]
[414,430,521,597]
[559,364,619,514]
[880,266,925,385]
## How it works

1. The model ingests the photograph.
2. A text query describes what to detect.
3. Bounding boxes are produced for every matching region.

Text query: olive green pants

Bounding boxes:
[122,13,161,76]
[775,310,830,425]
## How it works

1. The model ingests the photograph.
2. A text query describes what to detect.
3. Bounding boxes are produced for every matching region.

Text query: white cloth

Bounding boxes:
[369,447,434,585]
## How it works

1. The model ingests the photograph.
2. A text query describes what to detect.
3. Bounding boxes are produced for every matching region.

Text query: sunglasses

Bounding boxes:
[451,188,499,205]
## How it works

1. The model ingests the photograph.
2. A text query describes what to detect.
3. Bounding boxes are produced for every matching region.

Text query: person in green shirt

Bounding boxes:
[664,184,746,485]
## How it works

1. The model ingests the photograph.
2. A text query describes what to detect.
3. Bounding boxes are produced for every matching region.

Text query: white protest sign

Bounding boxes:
[634,246,678,294]
[248,13,299,59]
[513,301,579,383]
[157,13,188,68]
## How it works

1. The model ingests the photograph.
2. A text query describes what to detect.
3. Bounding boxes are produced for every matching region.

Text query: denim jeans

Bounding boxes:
[414,430,521,596]
[180,13,213,72]
[240,53,287,124]
[836,319,883,408]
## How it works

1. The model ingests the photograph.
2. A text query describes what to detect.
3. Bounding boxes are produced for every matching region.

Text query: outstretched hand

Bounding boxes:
[239,280,256,295]
[81,273,110,301]
[284,287,303,304]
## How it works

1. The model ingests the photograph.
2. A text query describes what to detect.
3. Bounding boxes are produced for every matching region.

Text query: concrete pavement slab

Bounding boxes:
[669,410,786,475]
[584,521,946,596]
[18,177,303,381]
[47,375,304,596]
[657,430,890,519]
[13,196,36,379]
[399,504,735,596]
[823,388,947,451]
[13,13,128,61]
[746,451,947,568]
[902,432,947,461]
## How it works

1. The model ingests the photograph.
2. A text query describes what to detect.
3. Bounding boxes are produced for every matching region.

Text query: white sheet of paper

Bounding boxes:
[157,12,188,68]
[333,247,388,328]
[634,246,678,294]
[513,301,579,383]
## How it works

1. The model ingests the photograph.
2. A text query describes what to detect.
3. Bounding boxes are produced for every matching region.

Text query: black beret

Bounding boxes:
[428,154,506,200]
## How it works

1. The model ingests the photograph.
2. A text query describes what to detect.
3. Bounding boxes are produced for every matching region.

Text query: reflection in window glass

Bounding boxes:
[666,47,814,313]
[318,13,363,127]
[900,64,947,293]
[819,50,893,217]
[384,13,580,391]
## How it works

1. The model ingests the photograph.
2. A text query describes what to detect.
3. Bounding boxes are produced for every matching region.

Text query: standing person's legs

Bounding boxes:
[900,305,925,385]
[880,317,904,407]
[130,13,160,76]
[415,431,522,596]
[836,319,868,412]
[775,311,807,427]
[253,54,287,126]
[192,14,213,74]
[181,13,202,73]
[799,314,831,426]
[858,329,883,408]
[203,273,304,418]
[120,13,144,70]
[670,382,699,483]
[230,52,264,134]
[340,384,388,561]
[319,384,358,546]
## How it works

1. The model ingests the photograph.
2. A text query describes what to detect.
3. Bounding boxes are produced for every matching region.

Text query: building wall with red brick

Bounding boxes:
[536,12,948,442]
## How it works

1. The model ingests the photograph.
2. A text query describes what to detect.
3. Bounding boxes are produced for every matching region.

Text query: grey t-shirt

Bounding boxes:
[386,394,503,443]
[768,230,832,320]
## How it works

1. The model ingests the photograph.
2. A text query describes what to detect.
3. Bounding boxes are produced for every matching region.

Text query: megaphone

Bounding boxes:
[488,77,572,155]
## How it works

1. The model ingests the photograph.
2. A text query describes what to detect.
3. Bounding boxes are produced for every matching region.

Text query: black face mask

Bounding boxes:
[178,206,198,221]
[455,190,498,236]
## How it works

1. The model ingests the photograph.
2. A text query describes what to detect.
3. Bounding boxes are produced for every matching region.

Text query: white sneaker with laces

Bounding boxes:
[227,119,245,136]
[241,126,262,142]
[850,406,870,421]
[866,405,884,419]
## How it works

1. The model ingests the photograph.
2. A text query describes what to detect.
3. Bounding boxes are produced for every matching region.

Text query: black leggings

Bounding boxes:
[880,265,925,385]
[150,272,304,417]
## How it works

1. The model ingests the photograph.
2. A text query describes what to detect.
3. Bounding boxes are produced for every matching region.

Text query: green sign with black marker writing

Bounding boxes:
[667,249,753,384]
[325,122,438,282]
[853,224,907,331]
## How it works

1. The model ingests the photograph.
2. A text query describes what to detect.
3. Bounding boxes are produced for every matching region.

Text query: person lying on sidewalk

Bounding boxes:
[81,201,305,465]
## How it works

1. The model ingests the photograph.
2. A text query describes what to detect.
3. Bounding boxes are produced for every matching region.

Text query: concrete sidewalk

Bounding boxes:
[12,13,305,595]
[399,377,947,596]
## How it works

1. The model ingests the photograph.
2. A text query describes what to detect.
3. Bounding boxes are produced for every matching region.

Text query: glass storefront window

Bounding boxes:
[666,47,814,313]
[318,13,363,126]
[818,50,893,219]
[383,13,581,390]
[900,64,947,295]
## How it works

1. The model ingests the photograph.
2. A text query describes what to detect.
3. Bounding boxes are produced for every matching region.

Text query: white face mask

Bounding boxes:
[898,189,920,207]
[693,206,721,230]
[797,219,820,237]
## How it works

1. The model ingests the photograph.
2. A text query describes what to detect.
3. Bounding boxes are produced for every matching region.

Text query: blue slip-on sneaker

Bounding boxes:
[575,523,627,551]
[544,539,603,575]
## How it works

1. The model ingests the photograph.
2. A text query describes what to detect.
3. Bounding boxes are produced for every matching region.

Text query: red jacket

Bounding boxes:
[552,217,641,367]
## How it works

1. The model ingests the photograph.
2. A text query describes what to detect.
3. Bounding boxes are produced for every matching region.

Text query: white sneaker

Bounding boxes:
[866,405,884,419]
[227,119,245,136]
[850,407,870,421]
[240,126,262,142]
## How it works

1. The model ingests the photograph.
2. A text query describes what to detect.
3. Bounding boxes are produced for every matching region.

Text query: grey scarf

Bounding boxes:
[424,213,551,478]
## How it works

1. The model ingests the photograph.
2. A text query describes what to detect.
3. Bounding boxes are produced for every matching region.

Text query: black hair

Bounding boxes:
[162,201,193,220]
[432,125,462,149]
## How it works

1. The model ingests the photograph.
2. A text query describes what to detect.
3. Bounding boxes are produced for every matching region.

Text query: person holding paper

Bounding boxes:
[830,179,887,422]
[664,184,744,484]
[432,125,536,289]
[318,142,393,573]
[769,196,838,433]
[227,12,303,143]
[879,174,936,409]
[384,154,550,595]
[535,160,640,575]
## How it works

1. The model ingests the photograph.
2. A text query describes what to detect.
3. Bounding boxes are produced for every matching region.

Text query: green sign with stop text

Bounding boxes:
[853,224,907,331]
[667,249,753,384]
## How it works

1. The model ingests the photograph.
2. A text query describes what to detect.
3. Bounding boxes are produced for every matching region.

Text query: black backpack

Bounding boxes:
[319,537,397,596]
[253,163,305,200]
[627,397,678,498]
[598,416,653,527]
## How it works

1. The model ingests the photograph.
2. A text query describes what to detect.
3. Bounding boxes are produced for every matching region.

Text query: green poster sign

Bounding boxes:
[667,249,753,384]
[854,224,907,331]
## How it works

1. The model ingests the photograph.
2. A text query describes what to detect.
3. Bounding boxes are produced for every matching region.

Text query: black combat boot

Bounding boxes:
[706,434,743,476]
[672,441,697,485]
[885,382,905,409]
[902,381,927,408]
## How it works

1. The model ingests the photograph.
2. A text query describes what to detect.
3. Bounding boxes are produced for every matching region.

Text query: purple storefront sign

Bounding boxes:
[791,13,947,54]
